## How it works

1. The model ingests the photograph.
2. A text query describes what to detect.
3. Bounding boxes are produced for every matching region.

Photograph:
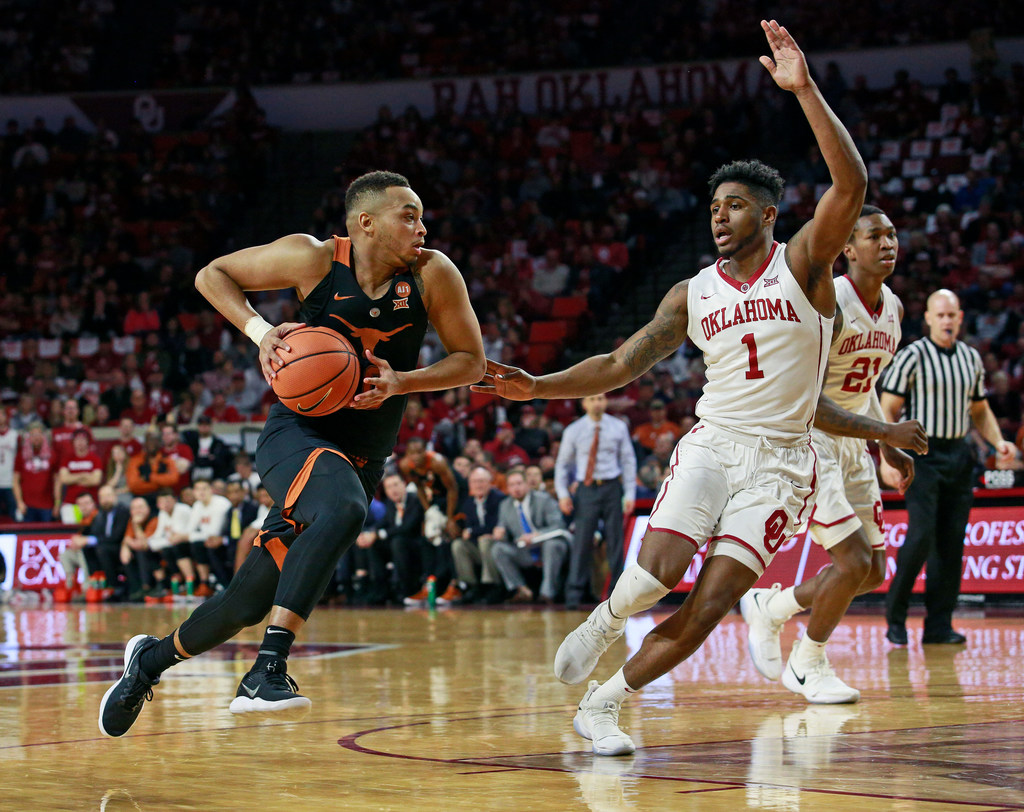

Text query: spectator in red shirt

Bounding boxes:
[160,423,194,488]
[110,417,143,461]
[123,291,161,335]
[484,422,531,470]
[56,428,104,513]
[52,398,91,460]
[202,391,243,423]
[396,397,435,453]
[13,421,57,521]
[121,388,156,426]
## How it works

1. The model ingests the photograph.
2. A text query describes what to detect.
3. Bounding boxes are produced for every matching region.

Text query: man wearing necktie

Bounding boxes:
[554,393,637,609]
[492,469,570,603]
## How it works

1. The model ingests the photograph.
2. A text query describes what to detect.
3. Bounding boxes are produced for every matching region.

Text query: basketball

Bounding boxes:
[271,326,361,416]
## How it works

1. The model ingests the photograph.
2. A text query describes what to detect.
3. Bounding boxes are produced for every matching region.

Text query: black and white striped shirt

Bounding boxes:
[880,337,986,440]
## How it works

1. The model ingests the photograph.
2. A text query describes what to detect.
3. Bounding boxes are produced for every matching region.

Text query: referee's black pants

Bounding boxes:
[567,480,624,607]
[886,439,974,637]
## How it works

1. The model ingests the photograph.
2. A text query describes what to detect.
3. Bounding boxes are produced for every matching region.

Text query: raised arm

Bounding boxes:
[195,234,330,383]
[353,251,485,409]
[759,20,866,312]
[473,281,689,401]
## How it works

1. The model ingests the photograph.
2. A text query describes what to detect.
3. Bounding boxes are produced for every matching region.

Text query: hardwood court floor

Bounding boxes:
[1,603,1022,811]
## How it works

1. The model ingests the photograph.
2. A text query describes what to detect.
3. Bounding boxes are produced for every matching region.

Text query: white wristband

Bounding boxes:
[243,315,274,346]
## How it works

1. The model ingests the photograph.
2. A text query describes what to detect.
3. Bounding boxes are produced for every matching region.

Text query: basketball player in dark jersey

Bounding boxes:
[99,171,485,736]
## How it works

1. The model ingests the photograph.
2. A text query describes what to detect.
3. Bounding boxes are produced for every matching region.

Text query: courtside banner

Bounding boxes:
[623,505,1024,595]
[1,533,74,592]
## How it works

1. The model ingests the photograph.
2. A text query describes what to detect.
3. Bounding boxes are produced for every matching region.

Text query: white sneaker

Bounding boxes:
[554,602,624,685]
[781,639,860,704]
[739,584,784,680]
[573,680,636,756]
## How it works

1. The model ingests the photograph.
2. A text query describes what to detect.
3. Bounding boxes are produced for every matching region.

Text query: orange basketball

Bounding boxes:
[271,327,360,417]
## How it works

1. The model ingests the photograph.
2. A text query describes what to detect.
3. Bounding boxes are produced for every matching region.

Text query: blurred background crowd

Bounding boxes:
[0,0,1022,605]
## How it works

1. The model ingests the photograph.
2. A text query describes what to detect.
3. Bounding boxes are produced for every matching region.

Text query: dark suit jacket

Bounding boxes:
[220,500,259,543]
[460,489,505,543]
[383,492,425,544]
[183,431,235,481]
[89,504,130,548]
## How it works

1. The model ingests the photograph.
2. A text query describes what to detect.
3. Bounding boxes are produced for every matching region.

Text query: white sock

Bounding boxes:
[766,585,804,623]
[607,564,671,625]
[795,635,827,663]
[591,667,637,706]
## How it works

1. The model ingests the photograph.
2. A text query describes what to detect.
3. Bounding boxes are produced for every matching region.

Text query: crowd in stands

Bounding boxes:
[1,19,1024,602]
[1,1,1021,92]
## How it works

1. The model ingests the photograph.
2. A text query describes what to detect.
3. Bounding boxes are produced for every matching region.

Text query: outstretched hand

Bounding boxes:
[759,19,812,93]
[351,349,403,410]
[470,359,538,401]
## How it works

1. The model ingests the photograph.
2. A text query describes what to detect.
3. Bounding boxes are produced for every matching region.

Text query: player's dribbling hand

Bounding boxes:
[880,445,915,494]
[759,20,812,93]
[470,359,537,401]
[259,322,306,384]
[883,419,928,454]
[352,349,403,410]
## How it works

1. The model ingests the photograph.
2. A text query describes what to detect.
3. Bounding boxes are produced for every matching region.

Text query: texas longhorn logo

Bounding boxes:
[393,280,411,310]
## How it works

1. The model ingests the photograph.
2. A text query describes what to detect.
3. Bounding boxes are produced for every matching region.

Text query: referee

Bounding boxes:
[880,289,1014,645]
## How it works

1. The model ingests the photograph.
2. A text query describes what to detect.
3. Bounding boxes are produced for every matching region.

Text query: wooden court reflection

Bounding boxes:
[1,604,1022,811]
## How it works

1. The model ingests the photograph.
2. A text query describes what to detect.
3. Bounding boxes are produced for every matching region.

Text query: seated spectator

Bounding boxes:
[631,399,681,452]
[345,496,390,605]
[484,421,531,470]
[51,399,91,459]
[492,469,570,604]
[104,443,132,505]
[160,423,195,485]
[513,405,550,460]
[227,452,261,496]
[81,485,130,599]
[183,478,232,597]
[235,484,273,573]
[184,414,235,482]
[641,433,676,473]
[55,428,103,520]
[110,417,143,459]
[0,410,18,520]
[452,465,506,605]
[203,391,244,423]
[375,472,427,602]
[13,421,57,522]
[123,292,161,335]
[396,397,435,452]
[119,497,159,601]
[121,388,157,427]
[126,430,180,499]
[59,492,99,593]
[215,480,258,584]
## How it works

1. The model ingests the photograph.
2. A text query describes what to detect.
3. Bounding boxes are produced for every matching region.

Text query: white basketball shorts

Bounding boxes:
[807,429,884,551]
[646,421,818,576]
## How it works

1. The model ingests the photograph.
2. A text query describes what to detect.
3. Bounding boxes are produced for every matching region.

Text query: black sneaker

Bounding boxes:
[98,634,160,737]
[228,658,312,715]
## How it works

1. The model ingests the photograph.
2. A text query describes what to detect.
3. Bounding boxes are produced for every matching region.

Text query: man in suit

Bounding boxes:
[452,465,505,604]
[182,415,235,483]
[492,468,570,603]
[377,472,427,600]
[83,484,131,599]
[213,480,259,585]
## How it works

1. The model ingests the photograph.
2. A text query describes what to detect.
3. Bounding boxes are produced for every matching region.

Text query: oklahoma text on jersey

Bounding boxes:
[700,298,802,341]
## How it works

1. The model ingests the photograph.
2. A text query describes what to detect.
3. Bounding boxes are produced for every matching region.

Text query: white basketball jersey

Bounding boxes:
[686,242,833,440]
[823,275,901,414]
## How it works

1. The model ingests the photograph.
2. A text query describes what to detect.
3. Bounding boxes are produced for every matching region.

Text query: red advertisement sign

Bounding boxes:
[0,533,75,591]
[624,505,1024,595]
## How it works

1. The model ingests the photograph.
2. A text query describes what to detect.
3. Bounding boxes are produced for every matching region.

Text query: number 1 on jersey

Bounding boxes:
[741,333,764,380]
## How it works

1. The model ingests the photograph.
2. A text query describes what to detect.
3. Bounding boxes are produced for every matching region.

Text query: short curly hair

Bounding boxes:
[708,160,785,207]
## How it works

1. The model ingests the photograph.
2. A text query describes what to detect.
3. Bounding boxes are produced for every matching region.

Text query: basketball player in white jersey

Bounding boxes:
[740,205,926,704]
[473,22,924,756]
